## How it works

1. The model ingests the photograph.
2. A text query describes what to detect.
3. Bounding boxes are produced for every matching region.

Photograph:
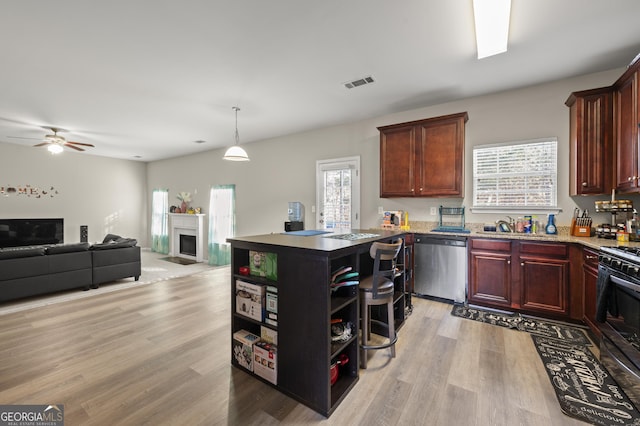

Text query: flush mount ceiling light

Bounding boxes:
[473,0,511,59]
[223,106,250,162]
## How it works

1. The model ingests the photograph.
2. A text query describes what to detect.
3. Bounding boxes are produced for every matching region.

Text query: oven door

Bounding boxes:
[600,322,640,409]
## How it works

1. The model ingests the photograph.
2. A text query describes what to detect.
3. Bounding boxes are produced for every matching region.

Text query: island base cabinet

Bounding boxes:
[227,231,406,417]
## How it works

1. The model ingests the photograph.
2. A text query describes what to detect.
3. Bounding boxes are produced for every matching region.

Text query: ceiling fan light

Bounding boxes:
[473,0,511,59]
[223,145,250,161]
[47,144,64,154]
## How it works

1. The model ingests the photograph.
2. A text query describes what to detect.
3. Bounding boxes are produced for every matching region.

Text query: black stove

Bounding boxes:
[599,246,640,282]
[597,246,640,409]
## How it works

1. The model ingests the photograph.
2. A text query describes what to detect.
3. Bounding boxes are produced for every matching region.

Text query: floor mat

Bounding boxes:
[160,256,199,265]
[532,335,640,425]
[451,304,590,345]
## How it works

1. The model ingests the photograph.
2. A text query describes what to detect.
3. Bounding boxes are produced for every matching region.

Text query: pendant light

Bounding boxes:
[223,106,250,161]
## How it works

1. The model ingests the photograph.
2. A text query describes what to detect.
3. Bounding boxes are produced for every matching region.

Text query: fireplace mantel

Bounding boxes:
[169,213,205,263]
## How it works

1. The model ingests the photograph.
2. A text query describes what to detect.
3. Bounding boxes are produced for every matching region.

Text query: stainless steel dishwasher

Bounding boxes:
[413,234,467,303]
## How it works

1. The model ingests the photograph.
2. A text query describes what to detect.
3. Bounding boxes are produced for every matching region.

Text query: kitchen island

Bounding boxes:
[227,229,406,417]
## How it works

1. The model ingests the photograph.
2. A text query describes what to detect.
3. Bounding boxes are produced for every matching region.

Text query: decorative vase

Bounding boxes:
[181,201,187,213]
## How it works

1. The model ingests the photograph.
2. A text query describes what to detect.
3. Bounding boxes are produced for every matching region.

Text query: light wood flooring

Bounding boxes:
[0,267,587,425]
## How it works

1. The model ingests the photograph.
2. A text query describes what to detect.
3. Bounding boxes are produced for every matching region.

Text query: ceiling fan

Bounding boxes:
[32,127,95,154]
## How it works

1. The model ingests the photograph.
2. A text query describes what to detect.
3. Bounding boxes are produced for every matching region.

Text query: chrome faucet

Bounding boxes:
[495,216,514,232]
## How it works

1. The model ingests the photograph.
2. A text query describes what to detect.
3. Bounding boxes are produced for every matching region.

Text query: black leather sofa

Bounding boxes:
[90,234,141,288]
[0,242,93,303]
[0,234,142,303]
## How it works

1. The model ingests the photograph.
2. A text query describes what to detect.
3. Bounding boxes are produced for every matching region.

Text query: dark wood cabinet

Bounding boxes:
[582,246,601,341]
[469,239,513,307]
[614,71,639,192]
[566,87,613,195]
[378,112,468,198]
[469,238,571,319]
[519,242,570,317]
[565,55,640,194]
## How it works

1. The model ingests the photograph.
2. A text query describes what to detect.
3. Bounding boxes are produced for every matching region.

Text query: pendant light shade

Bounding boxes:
[223,106,250,161]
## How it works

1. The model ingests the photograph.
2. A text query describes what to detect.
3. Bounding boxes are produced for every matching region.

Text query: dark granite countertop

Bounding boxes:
[227,229,407,253]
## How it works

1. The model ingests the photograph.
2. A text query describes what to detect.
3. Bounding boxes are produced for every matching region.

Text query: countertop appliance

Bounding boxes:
[413,234,467,303]
[596,246,640,410]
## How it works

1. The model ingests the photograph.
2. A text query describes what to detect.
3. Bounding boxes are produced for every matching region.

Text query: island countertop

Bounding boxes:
[227,228,407,254]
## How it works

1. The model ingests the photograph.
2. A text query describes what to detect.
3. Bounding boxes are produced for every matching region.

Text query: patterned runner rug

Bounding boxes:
[532,335,640,425]
[451,304,590,345]
[451,304,640,425]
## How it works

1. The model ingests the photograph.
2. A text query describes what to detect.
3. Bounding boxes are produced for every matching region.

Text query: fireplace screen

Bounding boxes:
[179,234,196,257]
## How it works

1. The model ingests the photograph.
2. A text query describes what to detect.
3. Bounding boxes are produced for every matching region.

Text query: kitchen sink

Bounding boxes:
[475,230,557,238]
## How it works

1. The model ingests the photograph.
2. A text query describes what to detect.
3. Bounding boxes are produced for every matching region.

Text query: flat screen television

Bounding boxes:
[0,218,64,248]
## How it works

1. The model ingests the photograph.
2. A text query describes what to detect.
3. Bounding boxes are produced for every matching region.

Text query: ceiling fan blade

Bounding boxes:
[64,143,84,151]
[33,142,50,147]
[66,141,95,147]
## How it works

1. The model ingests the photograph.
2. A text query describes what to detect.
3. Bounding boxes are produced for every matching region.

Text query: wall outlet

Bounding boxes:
[378,206,384,214]
[430,207,437,216]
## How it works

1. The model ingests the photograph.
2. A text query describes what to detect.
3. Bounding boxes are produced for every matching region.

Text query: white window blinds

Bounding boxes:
[473,138,557,208]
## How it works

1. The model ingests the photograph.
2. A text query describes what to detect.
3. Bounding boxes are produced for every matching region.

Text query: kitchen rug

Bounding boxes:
[451,304,590,345]
[532,335,640,425]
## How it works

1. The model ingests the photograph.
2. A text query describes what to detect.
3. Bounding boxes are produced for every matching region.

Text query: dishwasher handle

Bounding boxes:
[415,236,467,247]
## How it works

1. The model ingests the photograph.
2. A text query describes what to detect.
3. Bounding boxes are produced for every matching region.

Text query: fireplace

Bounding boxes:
[169,213,205,262]
[180,234,197,257]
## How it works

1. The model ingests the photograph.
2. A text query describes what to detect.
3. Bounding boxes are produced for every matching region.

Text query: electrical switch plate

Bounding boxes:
[430,207,437,216]
[311,205,316,213]
[378,206,384,214]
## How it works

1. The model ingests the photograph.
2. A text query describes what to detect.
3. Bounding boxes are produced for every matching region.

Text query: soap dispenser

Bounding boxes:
[545,214,557,235]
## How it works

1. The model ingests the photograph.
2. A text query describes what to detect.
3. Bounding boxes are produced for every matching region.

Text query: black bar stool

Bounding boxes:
[359,239,402,368]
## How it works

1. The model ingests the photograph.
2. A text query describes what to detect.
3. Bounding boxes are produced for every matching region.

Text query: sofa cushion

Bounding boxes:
[0,255,49,280]
[46,242,90,255]
[0,246,46,260]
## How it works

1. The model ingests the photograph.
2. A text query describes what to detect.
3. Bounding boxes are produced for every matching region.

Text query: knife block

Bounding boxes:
[573,225,592,237]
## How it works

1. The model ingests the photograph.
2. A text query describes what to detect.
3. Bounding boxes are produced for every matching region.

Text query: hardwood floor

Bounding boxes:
[0,268,586,425]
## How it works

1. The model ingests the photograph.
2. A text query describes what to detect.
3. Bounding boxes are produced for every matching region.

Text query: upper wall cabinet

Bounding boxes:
[378,112,468,198]
[566,87,613,196]
[566,55,640,195]
[614,68,640,192]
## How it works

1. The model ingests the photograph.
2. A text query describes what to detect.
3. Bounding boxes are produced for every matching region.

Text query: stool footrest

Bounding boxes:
[360,334,398,350]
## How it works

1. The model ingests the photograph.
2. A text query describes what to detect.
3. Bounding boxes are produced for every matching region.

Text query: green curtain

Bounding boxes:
[208,184,235,266]
[151,189,170,254]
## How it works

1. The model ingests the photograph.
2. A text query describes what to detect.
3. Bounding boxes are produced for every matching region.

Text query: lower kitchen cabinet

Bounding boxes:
[582,246,601,340]
[469,238,572,319]
[469,239,513,307]
[519,241,570,317]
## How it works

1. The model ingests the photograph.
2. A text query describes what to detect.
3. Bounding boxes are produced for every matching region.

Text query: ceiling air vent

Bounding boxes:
[343,75,375,89]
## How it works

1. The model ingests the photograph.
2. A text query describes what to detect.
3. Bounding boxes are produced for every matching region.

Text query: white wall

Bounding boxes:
[1,67,632,251]
[148,67,635,242]
[0,143,148,245]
